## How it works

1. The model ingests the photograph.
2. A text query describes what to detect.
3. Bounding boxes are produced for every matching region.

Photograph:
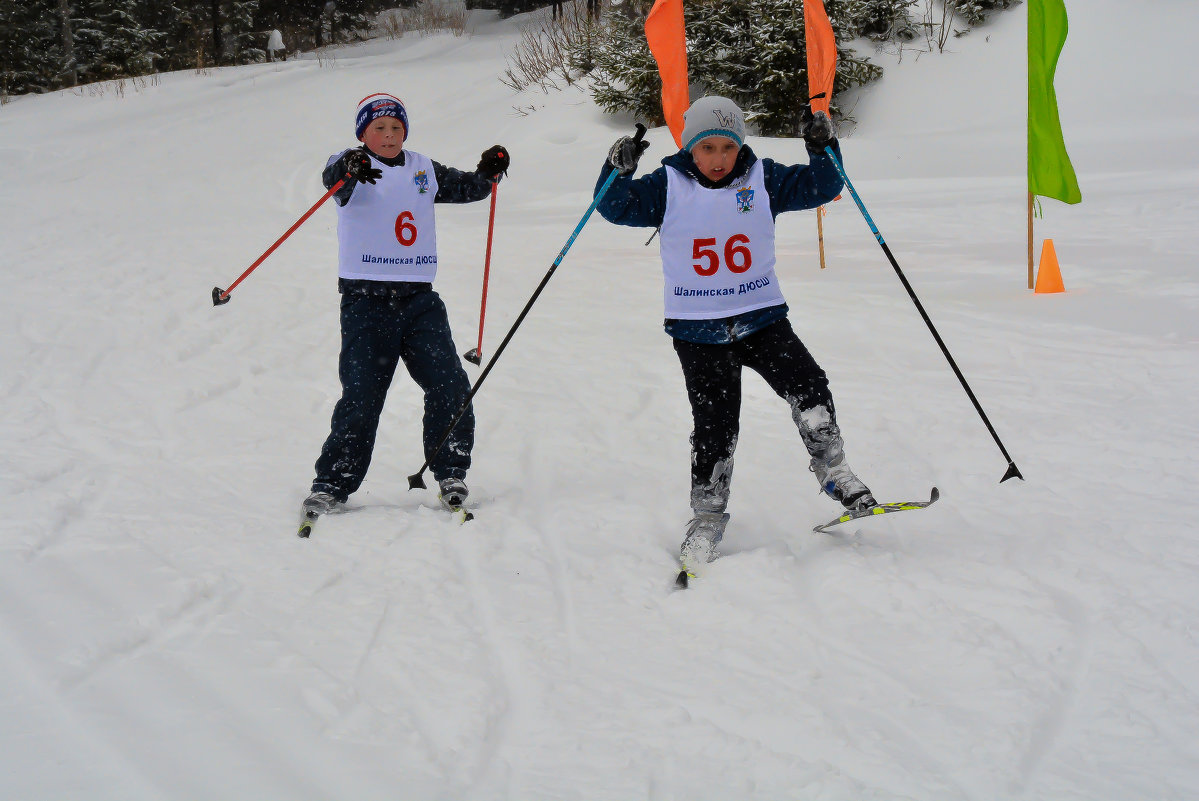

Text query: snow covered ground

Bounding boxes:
[3,2,1198,798]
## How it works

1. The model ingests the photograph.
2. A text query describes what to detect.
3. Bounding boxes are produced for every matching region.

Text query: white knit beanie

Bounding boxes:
[680,96,746,151]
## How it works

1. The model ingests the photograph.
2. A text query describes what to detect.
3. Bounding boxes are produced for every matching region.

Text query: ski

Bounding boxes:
[297,499,470,537]
[813,487,940,534]
[297,508,320,538]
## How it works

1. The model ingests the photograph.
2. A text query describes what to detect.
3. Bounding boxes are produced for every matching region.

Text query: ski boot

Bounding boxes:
[437,477,468,511]
[298,490,338,538]
[811,454,877,512]
[677,511,729,586]
[438,477,473,522]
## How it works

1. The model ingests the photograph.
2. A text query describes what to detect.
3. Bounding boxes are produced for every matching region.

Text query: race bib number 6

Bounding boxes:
[395,211,418,246]
[692,234,752,276]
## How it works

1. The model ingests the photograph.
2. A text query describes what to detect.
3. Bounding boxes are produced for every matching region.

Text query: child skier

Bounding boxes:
[303,93,510,522]
[595,96,876,575]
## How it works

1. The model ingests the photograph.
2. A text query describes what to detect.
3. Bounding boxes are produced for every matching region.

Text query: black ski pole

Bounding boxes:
[408,124,648,490]
[824,146,1023,483]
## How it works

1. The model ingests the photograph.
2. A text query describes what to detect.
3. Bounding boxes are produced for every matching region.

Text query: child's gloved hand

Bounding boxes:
[799,108,836,151]
[608,135,650,175]
[340,150,383,184]
[476,145,510,180]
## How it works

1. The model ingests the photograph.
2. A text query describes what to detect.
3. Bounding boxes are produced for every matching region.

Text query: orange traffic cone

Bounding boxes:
[1034,239,1065,294]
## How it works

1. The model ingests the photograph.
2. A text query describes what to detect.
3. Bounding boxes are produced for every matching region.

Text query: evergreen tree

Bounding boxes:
[845,0,916,41]
[581,0,883,138]
[74,0,160,80]
[328,0,379,44]
[0,0,63,95]
[464,0,547,18]
[585,0,666,124]
[253,0,380,52]
[953,0,1017,27]
[222,0,262,63]
[137,0,205,71]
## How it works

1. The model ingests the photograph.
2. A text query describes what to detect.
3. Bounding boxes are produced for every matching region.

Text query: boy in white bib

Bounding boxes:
[303,93,510,520]
[595,96,877,575]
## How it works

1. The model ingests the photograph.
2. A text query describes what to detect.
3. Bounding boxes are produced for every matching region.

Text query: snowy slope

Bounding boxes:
[2,2,1198,798]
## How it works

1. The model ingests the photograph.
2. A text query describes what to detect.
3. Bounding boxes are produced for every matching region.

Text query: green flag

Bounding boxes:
[1028,0,1081,204]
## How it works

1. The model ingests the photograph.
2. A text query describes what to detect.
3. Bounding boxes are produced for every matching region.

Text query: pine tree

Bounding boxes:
[845,0,916,41]
[464,0,547,18]
[75,0,160,80]
[953,0,1017,27]
[0,0,70,95]
[136,0,204,71]
[580,0,883,138]
[222,0,262,63]
[586,0,667,124]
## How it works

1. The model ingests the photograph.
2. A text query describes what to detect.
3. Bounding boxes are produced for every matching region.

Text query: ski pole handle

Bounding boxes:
[212,175,349,306]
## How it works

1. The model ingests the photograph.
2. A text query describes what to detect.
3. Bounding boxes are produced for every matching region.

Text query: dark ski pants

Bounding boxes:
[312,290,473,502]
[673,318,838,513]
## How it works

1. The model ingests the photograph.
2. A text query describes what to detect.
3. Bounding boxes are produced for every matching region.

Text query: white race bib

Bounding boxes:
[659,159,785,319]
[335,150,440,282]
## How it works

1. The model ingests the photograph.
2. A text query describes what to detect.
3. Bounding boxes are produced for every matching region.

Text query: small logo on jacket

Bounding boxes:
[736,186,755,214]
[414,170,429,194]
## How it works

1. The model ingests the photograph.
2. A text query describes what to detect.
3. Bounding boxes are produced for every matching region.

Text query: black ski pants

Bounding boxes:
[312,289,473,502]
[673,318,835,511]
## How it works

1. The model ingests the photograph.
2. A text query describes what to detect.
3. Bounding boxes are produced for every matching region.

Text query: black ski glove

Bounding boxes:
[339,149,382,184]
[799,107,836,151]
[476,145,510,180]
[608,135,650,176]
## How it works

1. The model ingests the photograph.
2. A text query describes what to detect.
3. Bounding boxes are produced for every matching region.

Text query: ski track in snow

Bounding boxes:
[3,2,1199,798]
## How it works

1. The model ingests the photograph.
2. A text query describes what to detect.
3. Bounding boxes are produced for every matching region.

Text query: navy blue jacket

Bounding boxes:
[595,141,844,343]
[324,145,496,206]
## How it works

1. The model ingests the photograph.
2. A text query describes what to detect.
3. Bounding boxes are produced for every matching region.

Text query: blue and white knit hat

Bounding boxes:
[355,93,408,141]
[681,96,746,151]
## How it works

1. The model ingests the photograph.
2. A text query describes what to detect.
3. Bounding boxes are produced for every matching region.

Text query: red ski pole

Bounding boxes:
[212,175,348,306]
[463,181,499,364]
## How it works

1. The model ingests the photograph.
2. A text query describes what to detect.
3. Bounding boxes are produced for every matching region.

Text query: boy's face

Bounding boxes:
[360,116,406,158]
[690,136,740,181]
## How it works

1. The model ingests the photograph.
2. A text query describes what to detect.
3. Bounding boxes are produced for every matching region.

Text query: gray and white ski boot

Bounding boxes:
[811,454,877,512]
[678,511,729,585]
[298,490,338,538]
[303,491,338,516]
[438,477,469,512]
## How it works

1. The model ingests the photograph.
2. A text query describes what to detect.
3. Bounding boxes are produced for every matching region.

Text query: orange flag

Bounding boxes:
[803,0,837,114]
[645,0,688,147]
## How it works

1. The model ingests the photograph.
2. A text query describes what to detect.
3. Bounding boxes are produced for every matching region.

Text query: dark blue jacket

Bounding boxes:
[595,141,844,343]
[324,145,496,206]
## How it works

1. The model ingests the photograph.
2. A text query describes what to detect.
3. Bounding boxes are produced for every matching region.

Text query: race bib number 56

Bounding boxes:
[692,235,751,276]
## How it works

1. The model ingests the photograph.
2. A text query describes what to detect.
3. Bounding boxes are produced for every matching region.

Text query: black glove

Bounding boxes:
[340,149,382,184]
[799,107,836,151]
[608,135,650,175]
[476,145,510,180]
